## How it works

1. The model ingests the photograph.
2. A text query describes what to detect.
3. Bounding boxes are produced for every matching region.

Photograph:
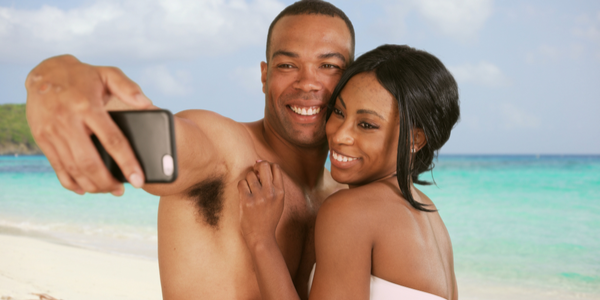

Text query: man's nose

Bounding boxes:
[293,66,321,92]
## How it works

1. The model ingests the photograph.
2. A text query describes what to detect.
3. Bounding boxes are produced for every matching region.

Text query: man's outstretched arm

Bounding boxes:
[26,55,155,196]
[25,55,223,197]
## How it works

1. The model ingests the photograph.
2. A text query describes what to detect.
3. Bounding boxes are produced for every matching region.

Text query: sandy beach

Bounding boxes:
[0,233,161,300]
[1,231,599,300]
[457,277,600,300]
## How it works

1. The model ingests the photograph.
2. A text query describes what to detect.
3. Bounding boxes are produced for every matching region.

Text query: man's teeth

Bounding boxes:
[332,151,358,162]
[290,106,321,116]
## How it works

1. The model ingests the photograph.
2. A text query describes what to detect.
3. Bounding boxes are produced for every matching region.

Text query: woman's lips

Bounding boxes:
[330,150,360,169]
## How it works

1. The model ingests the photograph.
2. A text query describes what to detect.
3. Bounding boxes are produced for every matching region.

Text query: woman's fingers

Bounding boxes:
[245,169,262,194]
[254,161,284,203]
[238,179,252,198]
[239,161,284,246]
[240,160,285,204]
[254,161,273,186]
[271,163,284,193]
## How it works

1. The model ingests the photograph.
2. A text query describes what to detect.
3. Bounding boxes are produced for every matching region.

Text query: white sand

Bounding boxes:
[457,275,600,300]
[1,233,597,300]
[0,234,161,300]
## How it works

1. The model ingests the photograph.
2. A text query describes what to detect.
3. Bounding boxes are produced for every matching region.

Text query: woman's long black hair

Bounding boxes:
[326,45,460,212]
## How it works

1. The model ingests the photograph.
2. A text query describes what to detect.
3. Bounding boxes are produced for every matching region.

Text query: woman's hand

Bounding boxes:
[238,161,285,248]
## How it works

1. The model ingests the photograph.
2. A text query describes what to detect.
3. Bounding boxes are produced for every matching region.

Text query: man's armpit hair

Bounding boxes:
[188,176,225,228]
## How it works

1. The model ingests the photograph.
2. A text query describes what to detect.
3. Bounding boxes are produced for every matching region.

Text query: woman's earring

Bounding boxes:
[411,148,416,153]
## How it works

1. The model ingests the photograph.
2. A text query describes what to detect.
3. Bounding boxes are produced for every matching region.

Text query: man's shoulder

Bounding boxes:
[176,109,242,129]
[320,168,347,197]
[175,109,262,149]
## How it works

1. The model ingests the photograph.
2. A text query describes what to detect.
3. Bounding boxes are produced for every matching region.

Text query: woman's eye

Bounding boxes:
[359,122,377,129]
[333,108,344,117]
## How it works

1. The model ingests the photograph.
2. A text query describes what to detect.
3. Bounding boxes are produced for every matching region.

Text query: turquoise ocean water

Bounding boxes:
[1,155,599,295]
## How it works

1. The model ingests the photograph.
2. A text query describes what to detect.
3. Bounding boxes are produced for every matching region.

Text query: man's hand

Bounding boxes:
[25,55,153,196]
[238,161,285,248]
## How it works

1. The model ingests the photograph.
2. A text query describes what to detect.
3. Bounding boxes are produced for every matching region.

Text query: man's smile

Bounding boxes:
[289,105,322,116]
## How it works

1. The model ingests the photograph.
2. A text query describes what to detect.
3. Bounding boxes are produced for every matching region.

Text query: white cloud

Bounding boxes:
[0,0,285,63]
[379,0,493,41]
[525,44,561,64]
[449,61,510,87]
[525,42,594,64]
[572,11,600,61]
[230,65,262,92]
[140,65,192,96]
[573,12,600,42]
[499,103,541,130]
[413,0,493,40]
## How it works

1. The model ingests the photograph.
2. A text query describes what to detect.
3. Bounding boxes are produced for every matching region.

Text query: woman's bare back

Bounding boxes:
[329,178,457,300]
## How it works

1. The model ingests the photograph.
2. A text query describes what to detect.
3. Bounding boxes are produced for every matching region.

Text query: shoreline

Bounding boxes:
[0,221,159,261]
[457,275,600,300]
[0,233,161,300]
[1,232,598,300]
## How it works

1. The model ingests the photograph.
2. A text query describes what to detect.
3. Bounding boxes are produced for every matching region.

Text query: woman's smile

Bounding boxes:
[329,149,360,169]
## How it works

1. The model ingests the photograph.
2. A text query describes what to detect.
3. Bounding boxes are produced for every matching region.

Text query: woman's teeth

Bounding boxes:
[290,106,321,116]
[332,151,358,162]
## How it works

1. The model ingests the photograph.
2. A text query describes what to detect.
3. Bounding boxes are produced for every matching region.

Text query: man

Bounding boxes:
[25,1,353,299]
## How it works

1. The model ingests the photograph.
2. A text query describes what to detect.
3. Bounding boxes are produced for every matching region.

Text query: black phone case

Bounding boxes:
[92,110,178,183]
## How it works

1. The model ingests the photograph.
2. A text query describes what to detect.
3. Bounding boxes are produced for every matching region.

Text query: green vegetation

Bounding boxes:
[0,103,40,154]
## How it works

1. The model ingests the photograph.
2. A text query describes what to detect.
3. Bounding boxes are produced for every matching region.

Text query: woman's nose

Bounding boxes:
[332,122,354,145]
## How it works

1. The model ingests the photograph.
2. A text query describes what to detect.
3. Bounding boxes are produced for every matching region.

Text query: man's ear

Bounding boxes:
[412,128,427,153]
[260,61,268,94]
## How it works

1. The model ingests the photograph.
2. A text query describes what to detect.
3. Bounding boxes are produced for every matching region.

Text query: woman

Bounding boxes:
[238,45,460,300]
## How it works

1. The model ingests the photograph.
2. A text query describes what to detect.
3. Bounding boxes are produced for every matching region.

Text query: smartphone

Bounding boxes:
[92,110,178,183]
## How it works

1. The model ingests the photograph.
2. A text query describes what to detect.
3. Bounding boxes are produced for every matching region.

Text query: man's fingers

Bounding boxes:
[37,138,83,194]
[84,109,145,188]
[25,55,143,196]
[98,67,152,109]
[50,132,99,193]
[63,120,123,193]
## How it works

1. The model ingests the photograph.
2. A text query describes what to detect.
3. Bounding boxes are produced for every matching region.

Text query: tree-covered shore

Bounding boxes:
[0,103,42,155]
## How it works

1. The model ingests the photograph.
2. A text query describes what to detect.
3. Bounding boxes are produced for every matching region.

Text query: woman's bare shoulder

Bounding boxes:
[325,181,413,211]
[317,182,415,235]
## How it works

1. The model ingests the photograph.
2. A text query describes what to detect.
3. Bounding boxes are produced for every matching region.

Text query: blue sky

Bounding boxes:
[0,0,598,154]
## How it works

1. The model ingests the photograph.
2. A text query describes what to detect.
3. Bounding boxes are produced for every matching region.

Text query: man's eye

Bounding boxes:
[322,64,339,69]
[278,64,294,69]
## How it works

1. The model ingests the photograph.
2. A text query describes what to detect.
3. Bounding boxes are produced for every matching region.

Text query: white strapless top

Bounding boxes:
[308,264,445,300]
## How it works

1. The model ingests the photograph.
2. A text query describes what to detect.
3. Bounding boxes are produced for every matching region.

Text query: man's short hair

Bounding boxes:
[266,0,355,64]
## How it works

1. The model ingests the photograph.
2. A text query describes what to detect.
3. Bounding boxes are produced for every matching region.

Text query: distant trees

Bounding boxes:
[0,104,41,155]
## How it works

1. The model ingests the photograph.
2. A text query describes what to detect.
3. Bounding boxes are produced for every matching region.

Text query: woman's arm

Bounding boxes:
[239,163,374,300]
[238,161,300,300]
[309,190,374,300]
